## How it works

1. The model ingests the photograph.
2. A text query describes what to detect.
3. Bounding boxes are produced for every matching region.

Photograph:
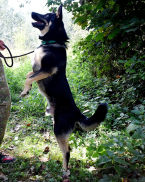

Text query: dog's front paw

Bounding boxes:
[20,91,29,97]
[20,85,32,97]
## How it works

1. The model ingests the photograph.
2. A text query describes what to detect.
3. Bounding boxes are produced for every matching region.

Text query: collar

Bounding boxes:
[41,40,67,48]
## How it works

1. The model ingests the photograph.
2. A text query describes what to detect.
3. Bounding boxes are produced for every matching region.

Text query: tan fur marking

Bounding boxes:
[40,20,52,37]
[26,71,34,78]
[56,136,69,171]
[33,47,46,70]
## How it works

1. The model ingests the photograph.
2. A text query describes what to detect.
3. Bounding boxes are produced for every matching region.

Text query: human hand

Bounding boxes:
[0,40,5,51]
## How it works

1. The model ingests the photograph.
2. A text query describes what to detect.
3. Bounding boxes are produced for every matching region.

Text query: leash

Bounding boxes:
[0,40,68,67]
[0,44,34,67]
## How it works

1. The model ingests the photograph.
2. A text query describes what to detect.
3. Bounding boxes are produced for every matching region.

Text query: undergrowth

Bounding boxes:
[0,54,145,182]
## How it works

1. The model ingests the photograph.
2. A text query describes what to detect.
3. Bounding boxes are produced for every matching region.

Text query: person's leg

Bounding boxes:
[0,59,16,163]
[0,104,11,145]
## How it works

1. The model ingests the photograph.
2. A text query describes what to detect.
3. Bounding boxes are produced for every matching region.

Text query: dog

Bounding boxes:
[20,4,108,172]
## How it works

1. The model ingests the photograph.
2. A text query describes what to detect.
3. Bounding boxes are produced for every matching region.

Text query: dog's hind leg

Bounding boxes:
[55,135,70,173]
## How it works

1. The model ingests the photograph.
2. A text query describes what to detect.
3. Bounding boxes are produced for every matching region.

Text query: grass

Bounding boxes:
[0,57,145,182]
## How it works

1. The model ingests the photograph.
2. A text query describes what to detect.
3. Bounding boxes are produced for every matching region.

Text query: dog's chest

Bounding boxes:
[32,47,46,72]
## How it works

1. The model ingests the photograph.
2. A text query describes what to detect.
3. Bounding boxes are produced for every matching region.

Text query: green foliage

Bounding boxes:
[66,49,145,179]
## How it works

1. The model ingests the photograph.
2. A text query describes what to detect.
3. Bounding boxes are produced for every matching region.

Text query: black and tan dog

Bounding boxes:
[21,4,107,172]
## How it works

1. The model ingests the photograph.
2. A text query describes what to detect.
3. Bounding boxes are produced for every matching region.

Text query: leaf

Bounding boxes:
[92,146,106,158]
[96,155,111,165]
[120,113,124,117]
[43,146,50,154]
[119,60,126,63]
[118,142,123,147]
[102,142,114,147]
[107,150,114,157]
[129,69,135,73]
[121,41,127,48]
[114,164,121,175]
[95,33,104,42]
[126,123,140,133]
[86,146,94,152]
[27,123,31,127]
[69,134,75,141]
[125,28,137,32]
[86,35,92,41]
[86,5,92,10]
[120,24,130,30]
[132,130,142,139]
[98,146,105,153]
[108,28,120,39]
[131,109,141,115]
[99,174,110,182]
[131,157,138,163]
[130,17,139,23]
[74,16,84,24]
[114,157,129,165]
[86,146,94,157]
[92,151,98,158]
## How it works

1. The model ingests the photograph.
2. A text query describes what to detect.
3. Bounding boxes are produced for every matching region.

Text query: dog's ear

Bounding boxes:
[52,8,55,13]
[56,4,63,19]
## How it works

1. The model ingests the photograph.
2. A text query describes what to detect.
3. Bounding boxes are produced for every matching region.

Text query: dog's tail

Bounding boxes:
[78,103,108,131]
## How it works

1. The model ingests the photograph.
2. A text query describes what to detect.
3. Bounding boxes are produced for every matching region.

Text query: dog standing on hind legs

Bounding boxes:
[20,4,108,173]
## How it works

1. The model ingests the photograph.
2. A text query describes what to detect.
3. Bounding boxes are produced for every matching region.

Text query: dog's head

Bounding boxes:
[31,4,69,41]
